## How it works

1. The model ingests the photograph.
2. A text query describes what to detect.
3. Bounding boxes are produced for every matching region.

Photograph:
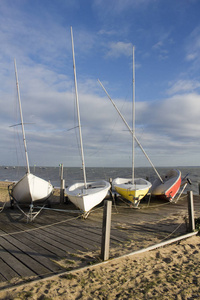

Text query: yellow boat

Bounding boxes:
[100,47,152,207]
[113,177,151,206]
[99,48,168,207]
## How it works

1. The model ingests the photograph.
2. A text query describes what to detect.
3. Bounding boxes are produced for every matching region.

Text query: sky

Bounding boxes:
[1,0,200,168]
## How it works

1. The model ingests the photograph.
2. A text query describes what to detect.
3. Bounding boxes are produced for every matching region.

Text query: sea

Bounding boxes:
[0,165,200,195]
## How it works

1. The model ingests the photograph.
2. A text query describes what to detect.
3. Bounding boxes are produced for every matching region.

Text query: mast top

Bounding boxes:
[14,59,30,174]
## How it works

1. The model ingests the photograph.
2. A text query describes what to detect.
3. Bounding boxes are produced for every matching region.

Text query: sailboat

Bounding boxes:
[150,169,181,201]
[99,47,152,207]
[99,58,182,205]
[66,27,110,216]
[9,60,53,208]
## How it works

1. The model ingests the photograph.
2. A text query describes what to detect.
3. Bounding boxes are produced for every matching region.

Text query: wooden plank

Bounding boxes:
[11,231,60,260]
[59,224,102,243]
[0,258,18,281]
[31,224,93,251]
[0,237,50,276]
[2,222,72,257]
[22,229,73,255]
[0,243,35,278]
[46,225,100,249]
[1,221,75,255]
[2,234,62,273]
[69,219,128,243]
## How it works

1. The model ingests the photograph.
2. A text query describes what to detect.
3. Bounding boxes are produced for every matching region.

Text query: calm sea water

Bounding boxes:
[0,165,200,195]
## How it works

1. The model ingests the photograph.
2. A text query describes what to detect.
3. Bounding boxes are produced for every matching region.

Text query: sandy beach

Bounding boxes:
[0,181,200,299]
[0,235,199,299]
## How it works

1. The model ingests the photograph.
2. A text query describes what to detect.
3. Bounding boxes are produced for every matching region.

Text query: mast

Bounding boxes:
[70,27,87,188]
[14,59,30,174]
[132,47,135,184]
[98,79,164,183]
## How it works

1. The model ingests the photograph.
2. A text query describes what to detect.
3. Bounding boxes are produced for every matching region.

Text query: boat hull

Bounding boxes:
[11,173,53,204]
[113,177,152,203]
[66,180,111,212]
[150,169,181,201]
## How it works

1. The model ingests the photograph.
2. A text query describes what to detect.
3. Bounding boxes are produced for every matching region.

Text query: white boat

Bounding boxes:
[11,173,53,203]
[9,60,53,206]
[66,27,110,215]
[66,180,111,212]
[151,169,182,201]
[99,48,152,207]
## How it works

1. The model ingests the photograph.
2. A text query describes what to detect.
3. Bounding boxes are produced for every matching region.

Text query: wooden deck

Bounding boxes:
[0,192,199,289]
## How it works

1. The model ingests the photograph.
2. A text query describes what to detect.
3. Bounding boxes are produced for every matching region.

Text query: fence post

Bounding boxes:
[101,199,112,261]
[60,164,65,204]
[109,178,113,199]
[187,191,195,232]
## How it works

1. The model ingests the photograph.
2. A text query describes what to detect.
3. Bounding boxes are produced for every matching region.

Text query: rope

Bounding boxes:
[159,221,185,242]
[0,213,83,238]
[0,201,7,213]
[114,195,172,209]
[0,194,9,213]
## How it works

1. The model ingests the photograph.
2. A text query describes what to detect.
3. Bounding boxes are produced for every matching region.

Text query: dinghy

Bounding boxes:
[150,169,181,201]
[9,60,53,208]
[99,48,152,207]
[66,27,110,216]
[113,177,152,205]
[66,180,111,213]
[11,173,53,204]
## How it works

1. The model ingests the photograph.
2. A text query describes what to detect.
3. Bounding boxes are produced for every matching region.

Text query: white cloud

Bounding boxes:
[93,0,156,14]
[167,79,200,95]
[106,42,133,58]
[185,26,200,64]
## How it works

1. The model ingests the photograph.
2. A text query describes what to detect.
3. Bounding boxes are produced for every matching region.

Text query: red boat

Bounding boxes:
[150,169,181,201]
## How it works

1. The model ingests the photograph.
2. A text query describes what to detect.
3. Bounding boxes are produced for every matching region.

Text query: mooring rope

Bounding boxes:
[0,201,7,213]
[159,221,186,242]
[0,213,83,237]
[114,196,172,210]
[0,194,9,213]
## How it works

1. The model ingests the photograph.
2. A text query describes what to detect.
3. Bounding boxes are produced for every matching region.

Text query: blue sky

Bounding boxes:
[1,0,200,168]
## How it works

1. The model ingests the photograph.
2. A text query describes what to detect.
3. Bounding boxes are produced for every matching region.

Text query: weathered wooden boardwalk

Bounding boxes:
[0,193,199,289]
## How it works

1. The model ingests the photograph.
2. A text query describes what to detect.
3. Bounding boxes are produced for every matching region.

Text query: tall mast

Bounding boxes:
[14,59,30,174]
[70,27,87,188]
[132,47,135,184]
[98,79,164,183]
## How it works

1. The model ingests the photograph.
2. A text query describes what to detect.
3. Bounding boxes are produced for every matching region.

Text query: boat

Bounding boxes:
[150,169,181,201]
[66,180,111,213]
[9,60,53,209]
[99,47,152,207]
[10,173,53,204]
[66,27,110,216]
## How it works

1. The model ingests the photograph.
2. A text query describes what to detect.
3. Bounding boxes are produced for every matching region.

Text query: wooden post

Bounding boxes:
[187,191,195,232]
[109,178,113,199]
[198,183,200,195]
[60,164,65,204]
[101,200,112,261]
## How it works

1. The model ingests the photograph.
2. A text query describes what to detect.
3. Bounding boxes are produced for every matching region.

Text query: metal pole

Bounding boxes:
[70,27,87,188]
[132,47,135,184]
[98,79,163,183]
[14,59,30,174]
